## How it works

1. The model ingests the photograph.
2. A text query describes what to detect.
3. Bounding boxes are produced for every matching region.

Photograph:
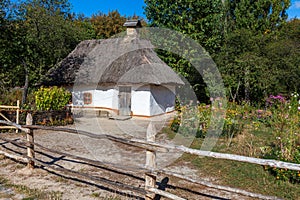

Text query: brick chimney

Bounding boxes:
[123,20,142,37]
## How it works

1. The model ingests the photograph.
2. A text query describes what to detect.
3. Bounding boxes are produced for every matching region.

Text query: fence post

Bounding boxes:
[16,100,20,133]
[145,122,157,200]
[26,113,34,169]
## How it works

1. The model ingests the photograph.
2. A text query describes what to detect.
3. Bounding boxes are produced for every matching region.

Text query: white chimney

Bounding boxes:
[123,20,142,37]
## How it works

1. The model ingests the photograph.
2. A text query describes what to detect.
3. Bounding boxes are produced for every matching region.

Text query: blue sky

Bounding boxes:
[10,0,300,19]
[70,0,146,18]
[69,0,300,19]
[288,0,300,18]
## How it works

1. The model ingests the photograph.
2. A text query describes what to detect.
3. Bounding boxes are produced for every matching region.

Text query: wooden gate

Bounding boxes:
[118,86,131,116]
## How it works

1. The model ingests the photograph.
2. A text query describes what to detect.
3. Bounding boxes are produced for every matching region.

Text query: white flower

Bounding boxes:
[289,106,291,109]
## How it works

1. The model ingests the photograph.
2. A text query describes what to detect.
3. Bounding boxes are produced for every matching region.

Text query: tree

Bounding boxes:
[90,10,127,39]
[217,0,291,102]
[145,0,224,54]
[0,0,92,104]
[225,0,290,33]
[263,19,300,95]
[144,0,225,102]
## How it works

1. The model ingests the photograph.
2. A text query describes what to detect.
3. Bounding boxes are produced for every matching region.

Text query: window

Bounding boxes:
[83,92,92,105]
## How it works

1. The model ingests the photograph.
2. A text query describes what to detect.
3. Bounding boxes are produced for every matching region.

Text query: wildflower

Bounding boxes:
[256,109,263,114]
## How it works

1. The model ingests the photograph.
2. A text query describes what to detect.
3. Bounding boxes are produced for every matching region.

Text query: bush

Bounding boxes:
[35,86,71,111]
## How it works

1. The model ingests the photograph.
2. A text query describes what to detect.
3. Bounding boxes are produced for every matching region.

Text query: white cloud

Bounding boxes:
[295,1,300,8]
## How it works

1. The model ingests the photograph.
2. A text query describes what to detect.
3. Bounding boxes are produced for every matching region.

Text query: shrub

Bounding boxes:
[35,86,71,111]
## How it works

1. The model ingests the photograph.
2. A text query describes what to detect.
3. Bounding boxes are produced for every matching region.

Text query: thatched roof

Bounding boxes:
[42,37,184,86]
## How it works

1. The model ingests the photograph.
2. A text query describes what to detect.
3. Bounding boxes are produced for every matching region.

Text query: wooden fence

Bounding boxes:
[0,100,20,133]
[1,114,300,200]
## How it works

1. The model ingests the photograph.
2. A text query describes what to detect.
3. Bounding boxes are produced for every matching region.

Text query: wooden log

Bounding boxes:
[33,141,149,174]
[25,155,146,195]
[159,170,282,200]
[145,122,157,200]
[146,187,186,200]
[22,125,168,153]
[0,150,28,163]
[26,113,34,169]
[0,112,12,122]
[20,125,300,171]
[172,145,300,171]
[0,105,19,109]
[0,126,17,129]
[16,100,20,133]
[0,135,283,200]
[0,120,30,133]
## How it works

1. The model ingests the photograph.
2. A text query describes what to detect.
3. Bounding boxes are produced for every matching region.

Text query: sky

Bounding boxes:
[69,0,300,19]
[288,0,300,18]
[9,0,300,19]
[69,0,146,18]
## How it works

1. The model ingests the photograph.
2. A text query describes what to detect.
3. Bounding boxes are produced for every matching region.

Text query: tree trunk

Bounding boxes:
[244,66,250,102]
[22,62,29,105]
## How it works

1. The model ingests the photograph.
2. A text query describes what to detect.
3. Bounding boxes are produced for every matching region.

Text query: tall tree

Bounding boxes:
[218,0,291,102]
[91,10,127,39]
[225,0,290,33]
[0,0,92,104]
[145,0,224,54]
[144,0,225,101]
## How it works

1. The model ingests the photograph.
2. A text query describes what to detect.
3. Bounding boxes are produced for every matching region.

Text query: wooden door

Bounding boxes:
[118,86,131,116]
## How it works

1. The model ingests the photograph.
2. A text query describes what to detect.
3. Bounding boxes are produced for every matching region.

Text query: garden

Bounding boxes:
[165,92,300,199]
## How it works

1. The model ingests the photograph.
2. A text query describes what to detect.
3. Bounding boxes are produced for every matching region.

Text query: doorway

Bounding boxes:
[118,86,131,116]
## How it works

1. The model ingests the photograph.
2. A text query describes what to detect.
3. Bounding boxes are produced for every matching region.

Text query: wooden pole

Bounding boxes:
[16,100,20,133]
[145,122,157,200]
[26,113,34,169]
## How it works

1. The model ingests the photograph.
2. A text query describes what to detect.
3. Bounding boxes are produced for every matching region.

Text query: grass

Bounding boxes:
[0,176,63,200]
[165,124,300,200]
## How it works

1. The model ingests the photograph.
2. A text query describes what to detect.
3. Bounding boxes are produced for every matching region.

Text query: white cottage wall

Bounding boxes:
[131,84,151,116]
[69,85,118,110]
[94,87,118,108]
[68,84,176,117]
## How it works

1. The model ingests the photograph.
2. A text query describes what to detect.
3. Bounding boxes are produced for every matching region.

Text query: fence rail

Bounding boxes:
[0,100,20,133]
[0,114,296,200]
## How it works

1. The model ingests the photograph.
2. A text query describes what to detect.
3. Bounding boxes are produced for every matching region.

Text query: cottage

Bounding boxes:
[42,20,184,117]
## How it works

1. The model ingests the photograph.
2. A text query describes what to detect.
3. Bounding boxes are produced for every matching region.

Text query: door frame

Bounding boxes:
[118,86,132,116]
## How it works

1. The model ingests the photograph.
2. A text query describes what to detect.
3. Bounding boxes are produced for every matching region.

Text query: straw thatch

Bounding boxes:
[42,37,184,86]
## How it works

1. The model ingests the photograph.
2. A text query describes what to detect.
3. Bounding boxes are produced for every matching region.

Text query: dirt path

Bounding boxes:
[0,115,254,200]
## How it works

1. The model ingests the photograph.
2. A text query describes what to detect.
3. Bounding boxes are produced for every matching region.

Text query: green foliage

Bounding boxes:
[0,88,22,106]
[144,0,225,101]
[171,102,248,139]
[145,0,224,53]
[217,18,300,103]
[145,0,294,103]
[35,86,71,111]
[91,10,127,39]
[262,93,300,183]
[225,0,290,33]
[0,0,93,97]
